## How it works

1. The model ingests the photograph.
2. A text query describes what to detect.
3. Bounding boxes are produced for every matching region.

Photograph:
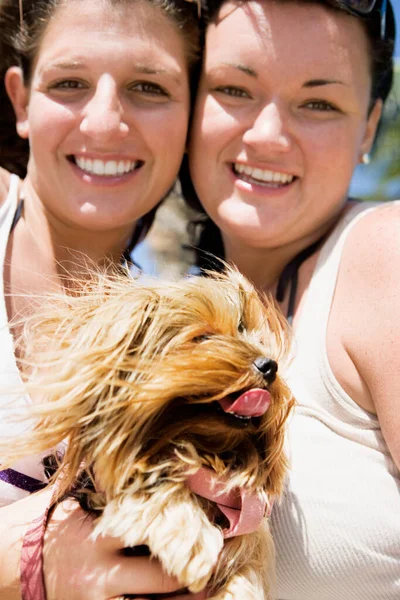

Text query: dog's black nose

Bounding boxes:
[253,358,278,384]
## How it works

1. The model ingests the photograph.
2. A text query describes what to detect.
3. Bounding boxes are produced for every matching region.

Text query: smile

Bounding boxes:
[70,156,143,177]
[233,163,295,187]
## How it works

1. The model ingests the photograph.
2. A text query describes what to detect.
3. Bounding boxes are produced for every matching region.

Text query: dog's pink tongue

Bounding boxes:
[186,468,268,539]
[218,492,267,538]
[218,388,271,417]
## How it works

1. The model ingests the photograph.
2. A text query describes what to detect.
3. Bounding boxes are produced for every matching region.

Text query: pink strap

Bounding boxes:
[20,496,52,600]
[187,467,269,538]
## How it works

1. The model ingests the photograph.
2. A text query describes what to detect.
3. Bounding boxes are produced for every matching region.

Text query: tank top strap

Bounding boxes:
[0,174,19,214]
[0,174,20,242]
[0,174,21,313]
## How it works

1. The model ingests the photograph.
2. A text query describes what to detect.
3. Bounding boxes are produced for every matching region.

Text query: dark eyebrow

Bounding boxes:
[48,62,174,76]
[134,64,172,76]
[49,61,86,70]
[220,62,258,78]
[133,64,184,85]
[215,70,346,88]
[44,61,183,85]
[303,79,346,87]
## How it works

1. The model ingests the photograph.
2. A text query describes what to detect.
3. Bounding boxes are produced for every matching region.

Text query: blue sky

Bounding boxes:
[392,0,400,56]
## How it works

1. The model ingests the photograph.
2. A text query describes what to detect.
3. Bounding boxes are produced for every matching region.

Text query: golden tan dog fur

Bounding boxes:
[7,268,294,599]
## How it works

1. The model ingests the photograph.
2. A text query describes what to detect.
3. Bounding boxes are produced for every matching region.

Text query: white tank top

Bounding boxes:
[0,175,47,506]
[271,201,400,599]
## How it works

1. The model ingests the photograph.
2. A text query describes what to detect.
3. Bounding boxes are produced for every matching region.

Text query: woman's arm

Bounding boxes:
[0,489,208,600]
[0,488,53,600]
[337,202,400,470]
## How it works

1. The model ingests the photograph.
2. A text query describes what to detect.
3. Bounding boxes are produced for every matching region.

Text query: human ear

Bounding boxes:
[359,99,382,161]
[5,66,30,140]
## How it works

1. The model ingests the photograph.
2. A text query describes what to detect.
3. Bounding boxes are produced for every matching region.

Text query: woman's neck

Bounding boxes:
[222,239,308,294]
[222,215,342,295]
[19,180,134,281]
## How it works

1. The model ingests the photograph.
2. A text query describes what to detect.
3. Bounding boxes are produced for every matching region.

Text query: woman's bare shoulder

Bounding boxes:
[339,201,400,469]
[349,200,400,261]
[336,201,400,297]
[0,168,11,207]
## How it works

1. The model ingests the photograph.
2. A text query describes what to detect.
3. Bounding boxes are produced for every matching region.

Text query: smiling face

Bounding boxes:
[189,0,382,253]
[7,0,191,234]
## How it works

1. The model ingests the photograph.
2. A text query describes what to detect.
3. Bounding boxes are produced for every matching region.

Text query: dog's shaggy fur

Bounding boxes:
[8,269,294,599]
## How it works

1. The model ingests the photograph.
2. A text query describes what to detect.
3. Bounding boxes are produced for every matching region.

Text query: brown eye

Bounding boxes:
[130,81,169,97]
[304,100,337,112]
[214,86,250,98]
[49,79,87,90]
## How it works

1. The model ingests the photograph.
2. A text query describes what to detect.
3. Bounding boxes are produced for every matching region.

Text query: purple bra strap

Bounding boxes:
[20,493,53,600]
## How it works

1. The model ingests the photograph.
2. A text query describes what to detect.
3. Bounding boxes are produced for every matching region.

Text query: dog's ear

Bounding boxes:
[262,375,294,497]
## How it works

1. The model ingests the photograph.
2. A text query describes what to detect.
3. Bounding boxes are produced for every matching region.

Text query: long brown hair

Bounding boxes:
[0,0,202,244]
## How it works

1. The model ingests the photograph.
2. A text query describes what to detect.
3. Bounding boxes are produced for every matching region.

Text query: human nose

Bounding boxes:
[80,75,129,142]
[242,102,291,153]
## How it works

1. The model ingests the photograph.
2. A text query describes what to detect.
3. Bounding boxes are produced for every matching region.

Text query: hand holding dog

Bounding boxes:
[0,489,206,600]
[44,500,207,600]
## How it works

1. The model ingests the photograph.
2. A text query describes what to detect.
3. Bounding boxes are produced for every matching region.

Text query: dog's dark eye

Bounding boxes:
[193,334,210,343]
[238,319,246,334]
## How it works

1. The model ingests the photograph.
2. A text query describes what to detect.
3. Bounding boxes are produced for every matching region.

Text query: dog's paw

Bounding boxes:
[91,495,150,546]
[147,496,224,591]
[93,491,224,591]
[183,523,224,592]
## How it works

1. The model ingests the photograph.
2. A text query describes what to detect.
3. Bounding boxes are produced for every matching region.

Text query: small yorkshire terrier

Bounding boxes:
[9,268,293,599]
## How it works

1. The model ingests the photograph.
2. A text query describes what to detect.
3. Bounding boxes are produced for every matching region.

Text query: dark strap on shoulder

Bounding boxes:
[10,198,24,233]
[276,236,325,324]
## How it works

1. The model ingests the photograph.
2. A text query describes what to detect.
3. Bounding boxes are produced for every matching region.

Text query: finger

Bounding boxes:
[167,591,208,600]
[105,556,190,597]
[112,592,208,600]
[49,505,185,596]
[48,502,208,599]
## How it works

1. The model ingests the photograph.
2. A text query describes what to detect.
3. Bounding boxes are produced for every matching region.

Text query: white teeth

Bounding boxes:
[104,161,116,175]
[262,170,274,182]
[252,168,264,180]
[93,159,105,175]
[75,157,139,177]
[234,163,294,185]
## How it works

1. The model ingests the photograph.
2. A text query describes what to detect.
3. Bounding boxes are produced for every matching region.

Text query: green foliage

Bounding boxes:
[362,61,400,200]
